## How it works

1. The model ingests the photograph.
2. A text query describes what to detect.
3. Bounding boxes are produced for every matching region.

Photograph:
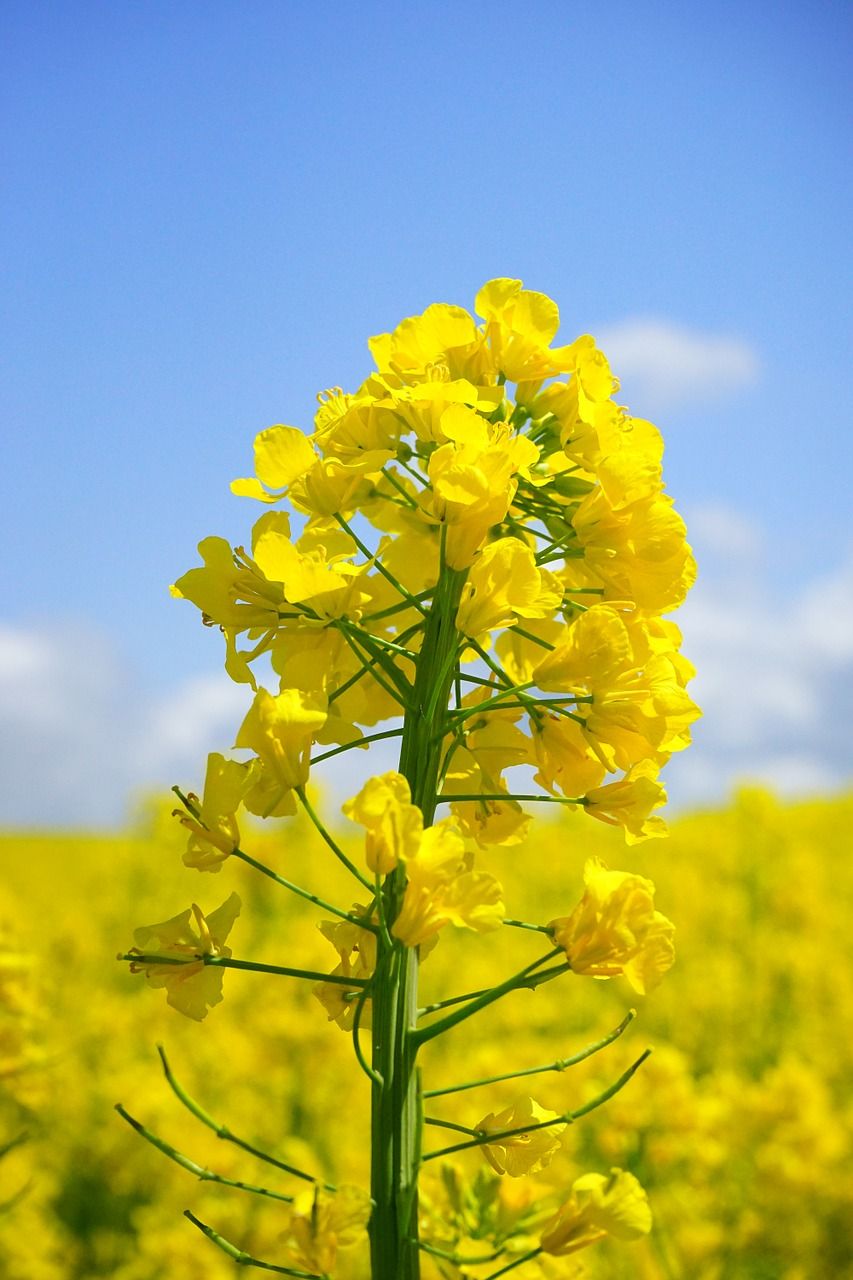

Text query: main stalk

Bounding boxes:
[369,552,465,1279]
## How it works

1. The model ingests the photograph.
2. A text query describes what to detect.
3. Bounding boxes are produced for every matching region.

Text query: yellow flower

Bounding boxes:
[178,752,249,872]
[392,820,505,948]
[475,277,576,388]
[549,857,674,994]
[368,301,484,385]
[234,687,327,796]
[532,714,606,798]
[342,771,423,875]
[313,902,378,1029]
[230,424,316,502]
[279,1184,372,1274]
[427,404,539,568]
[171,533,283,631]
[477,1095,565,1177]
[443,744,531,848]
[584,760,668,842]
[455,538,562,639]
[540,1168,652,1255]
[126,893,241,1021]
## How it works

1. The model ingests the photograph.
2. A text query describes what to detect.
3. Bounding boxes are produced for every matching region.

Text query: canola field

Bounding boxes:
[2,787,852,1279]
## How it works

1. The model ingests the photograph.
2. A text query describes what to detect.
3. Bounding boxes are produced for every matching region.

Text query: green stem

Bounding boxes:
[123,952,368,987]
[115,1104,294,1203]
[422,1050,651,1161]
[334,513,428,616]
[310,729,403,767]
[157,1046,334,1190]
[422,1010,636,1098]
[231,848,377,930]
[414,950,565,1047]
[484,1247,543,1278]
[296,786,373,890]
[369,529,467,1280]
[183,1211,322,1277]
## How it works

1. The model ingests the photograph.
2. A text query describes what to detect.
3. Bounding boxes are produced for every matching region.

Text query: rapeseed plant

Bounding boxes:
[117,278,699,1278]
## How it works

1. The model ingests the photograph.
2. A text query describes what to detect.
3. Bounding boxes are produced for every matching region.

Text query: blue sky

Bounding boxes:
[2,1,851,824]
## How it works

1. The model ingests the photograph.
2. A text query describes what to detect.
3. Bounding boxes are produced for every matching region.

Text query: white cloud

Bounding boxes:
[667,552,853,807]
[0,623,248,827]
[597,317,760,412]
[685,502,764,562]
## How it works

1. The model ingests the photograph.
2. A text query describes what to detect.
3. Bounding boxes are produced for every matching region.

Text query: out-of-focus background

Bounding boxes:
[1,3,851,1278]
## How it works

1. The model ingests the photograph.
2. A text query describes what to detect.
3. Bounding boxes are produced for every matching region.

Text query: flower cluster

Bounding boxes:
[117,279,699,1277]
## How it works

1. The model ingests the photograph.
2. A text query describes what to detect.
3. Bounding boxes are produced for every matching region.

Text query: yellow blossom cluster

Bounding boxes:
[1,789,852,1279]
[168,278,699,887]
[105,280,704,1276]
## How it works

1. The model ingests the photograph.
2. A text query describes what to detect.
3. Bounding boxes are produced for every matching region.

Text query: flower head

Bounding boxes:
[126,893,241,1020]
[550,858,674,994]
[540,1168,652,1255]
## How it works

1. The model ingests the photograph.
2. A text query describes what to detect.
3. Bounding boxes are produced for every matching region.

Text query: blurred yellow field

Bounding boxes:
[2,787,851,1279]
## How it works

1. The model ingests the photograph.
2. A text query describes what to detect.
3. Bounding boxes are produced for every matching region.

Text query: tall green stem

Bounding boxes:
[368,538,466,1280]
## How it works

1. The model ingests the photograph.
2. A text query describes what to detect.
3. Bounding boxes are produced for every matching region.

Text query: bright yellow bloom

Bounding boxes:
[342,771,423,875]
[252,522,362,620]
[234,687,327,797]
[392,820,505,948]
[533,606,700,777]
[571,484,697,614]
[427,404,539,568]
[549,857,674,993]
[584,759,669,842]
[475,277,579,388]
[540,1168,652,1255]
[532,714,606,798]
[127,893,240,1021]
[368,301,485,386]
[230,424,316,502]
[172,533,283,631]
[314,904,378,1029]
[443,744,531,847]
[477,1095,566,1177]
[455,537,562,639]
[178,752,249,872]
[279,1184,372,1274]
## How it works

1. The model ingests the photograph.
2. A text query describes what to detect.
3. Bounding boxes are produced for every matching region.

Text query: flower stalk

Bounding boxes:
[121,277,699,1277]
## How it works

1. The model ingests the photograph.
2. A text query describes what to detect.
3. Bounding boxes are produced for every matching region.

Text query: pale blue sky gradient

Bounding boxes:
[2,1,851,823]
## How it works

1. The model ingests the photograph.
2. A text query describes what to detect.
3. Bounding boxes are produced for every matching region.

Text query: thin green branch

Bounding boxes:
[296,786,373,891]
[380,467,419,508]
[418,1240,505,1266]
[507,624,555,650]
[423,1010,636,1099]
[362,589,434,623]
[157,1046,334,1190]
[231,848,377,931]
[413,949,566,1047]
[422,1116,479,1136]
[115,1104,293,1203]
[352,984,383,1087]
[502,918,554,935]
[437,793,583,805]
[310,729,404,768]
[121,951,368,986]
[484,1247,543,1278]
[336,623,411,709]
[422,1049,652,1161]
[334,513,428,616]
[336,620,413,701]
[416,961,568,1020]
[183,1211,321,1277]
